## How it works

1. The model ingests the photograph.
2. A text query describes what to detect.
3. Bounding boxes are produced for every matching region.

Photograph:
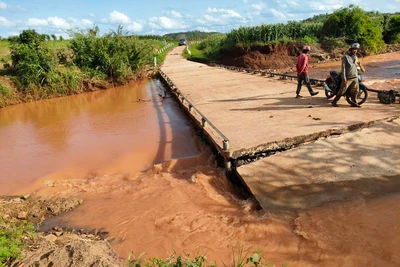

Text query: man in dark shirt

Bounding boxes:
[295,45,319,98]
[332,43,361,107]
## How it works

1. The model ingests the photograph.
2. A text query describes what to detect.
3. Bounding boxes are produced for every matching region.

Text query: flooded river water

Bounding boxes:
[1,52,400,266]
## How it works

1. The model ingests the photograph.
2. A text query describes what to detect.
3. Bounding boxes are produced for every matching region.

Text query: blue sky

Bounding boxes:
[0,0,399,38]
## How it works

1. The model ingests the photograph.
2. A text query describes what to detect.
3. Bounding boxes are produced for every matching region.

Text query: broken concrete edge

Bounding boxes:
[158,71,231,150]
[231,114,400,162]
[157,69,400,209]
[157,70,259,204]
[157,69,400,168]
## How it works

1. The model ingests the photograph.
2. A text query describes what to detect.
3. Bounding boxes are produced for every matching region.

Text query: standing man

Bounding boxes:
[331,43,361,107]
[295,45,319,98]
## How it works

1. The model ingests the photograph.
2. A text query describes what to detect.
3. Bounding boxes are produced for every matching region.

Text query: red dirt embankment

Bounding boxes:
[220,43,400,72]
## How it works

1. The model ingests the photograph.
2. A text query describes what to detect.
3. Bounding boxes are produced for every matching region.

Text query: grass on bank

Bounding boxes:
[0,40,10,63]
[0,219,35,266]
[0,29,175,108]
[127,246,288,267]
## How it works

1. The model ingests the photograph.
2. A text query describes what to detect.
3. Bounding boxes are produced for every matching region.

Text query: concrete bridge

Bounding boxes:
[160,46,400,210]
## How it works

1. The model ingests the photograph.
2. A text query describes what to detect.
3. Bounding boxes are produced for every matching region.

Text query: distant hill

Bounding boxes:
[163,31,220,41]
[302,13,331,23]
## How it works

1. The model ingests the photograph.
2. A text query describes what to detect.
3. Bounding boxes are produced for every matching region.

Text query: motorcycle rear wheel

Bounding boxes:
[324,78,335,99]
[345,85,368,105]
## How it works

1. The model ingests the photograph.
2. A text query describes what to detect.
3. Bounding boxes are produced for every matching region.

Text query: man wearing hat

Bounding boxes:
[331,43,361,107]
[295,45,319,99]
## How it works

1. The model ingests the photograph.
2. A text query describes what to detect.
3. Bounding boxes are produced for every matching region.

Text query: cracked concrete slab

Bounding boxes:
[161,47,400,159]
[237,118,400,209]
[161,46,400,209]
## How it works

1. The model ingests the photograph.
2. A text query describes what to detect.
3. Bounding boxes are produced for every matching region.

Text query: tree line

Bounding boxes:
[221,5,400,54]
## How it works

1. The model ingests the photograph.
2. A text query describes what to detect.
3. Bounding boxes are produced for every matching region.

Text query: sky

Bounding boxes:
[0,0,399,39]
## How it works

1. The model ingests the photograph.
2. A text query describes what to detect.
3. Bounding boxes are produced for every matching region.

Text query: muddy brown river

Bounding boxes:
[1,52,400,266]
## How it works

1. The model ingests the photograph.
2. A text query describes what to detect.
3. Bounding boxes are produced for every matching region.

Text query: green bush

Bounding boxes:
[300,35,318,46]
[127,250,287,267]
[0,220,35,266]
[69,26,153,82]
[320,5,386,54]
[385,15,400,44]
[320,37,348,52]
[9,29,55,89]
[187,34,227,62]
[0,83,10,96]
[45,66,85,96]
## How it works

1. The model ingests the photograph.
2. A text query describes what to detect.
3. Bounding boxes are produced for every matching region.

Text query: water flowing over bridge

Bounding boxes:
[160,46,400,210]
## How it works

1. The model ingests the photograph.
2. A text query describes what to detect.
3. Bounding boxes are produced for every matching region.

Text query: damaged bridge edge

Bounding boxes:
[231,114,400,166]
[158,68,400,166]
[157,69,231,163]
[157,68,400,204]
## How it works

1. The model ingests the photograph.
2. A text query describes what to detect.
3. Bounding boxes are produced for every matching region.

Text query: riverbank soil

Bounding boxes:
[220,43,400,73]
[1,195,122,266]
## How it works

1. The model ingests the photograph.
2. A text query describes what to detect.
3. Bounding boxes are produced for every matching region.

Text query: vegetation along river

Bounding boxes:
[1,75,400,266]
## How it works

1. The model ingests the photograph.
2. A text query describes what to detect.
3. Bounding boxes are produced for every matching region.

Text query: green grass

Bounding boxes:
[0,219,35,266]
[0,40,71,65]
[184,43,211,63]
[0,40,11,63]
[44,39,70,49]
[127,244,288,267]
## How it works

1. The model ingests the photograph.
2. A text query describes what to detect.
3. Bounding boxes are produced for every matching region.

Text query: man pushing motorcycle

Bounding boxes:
[331,43,362,108]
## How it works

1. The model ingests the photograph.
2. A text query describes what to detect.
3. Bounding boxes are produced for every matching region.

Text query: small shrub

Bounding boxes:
[0,83,10,96]
[8,29,55,89]
[127,244,288,267]
[45,66,84,96]
[69,26,153,82]
[0,219,35,266]
[300,35,318,45]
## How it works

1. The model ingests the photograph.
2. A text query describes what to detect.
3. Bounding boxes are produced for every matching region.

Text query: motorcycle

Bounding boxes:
[323,68,368,105]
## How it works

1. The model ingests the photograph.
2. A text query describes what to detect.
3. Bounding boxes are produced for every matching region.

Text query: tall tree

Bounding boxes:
[321,5,385,53]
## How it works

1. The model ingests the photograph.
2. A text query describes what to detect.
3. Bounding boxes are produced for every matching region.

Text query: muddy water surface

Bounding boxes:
[1,57,400,266]
[0,80,199,195]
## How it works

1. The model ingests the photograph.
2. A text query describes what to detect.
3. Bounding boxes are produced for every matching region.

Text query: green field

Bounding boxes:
[0,40,10,63]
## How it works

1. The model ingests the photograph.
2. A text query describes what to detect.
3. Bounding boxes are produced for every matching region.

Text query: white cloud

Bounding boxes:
[149,16,187,30]
[252,2,266,11]
[307,2,342,12]
[103,10,131,24]
[207,8,241,18]
[148,21,162,30]
[101,10,144,32]
[251,2,267,16]
[243,0,248,3]
[127,21,143,32]
[47,17,70,29]
[81,19,93,27]
[196,26,213,32]
[0,16,14,27]
[197,7,244,26]
[270,8,286,19]
[26,17,93,31]
[27,18,48,27]
[169,10,182,18]
[0,0,7,10]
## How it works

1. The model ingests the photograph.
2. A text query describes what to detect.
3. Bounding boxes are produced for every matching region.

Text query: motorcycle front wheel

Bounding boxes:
[345,85,368,105]
[324,78,335,99]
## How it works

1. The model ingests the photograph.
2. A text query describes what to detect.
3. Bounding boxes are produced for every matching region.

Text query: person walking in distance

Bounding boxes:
[331,43,361,107]
[295,45,319,99]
